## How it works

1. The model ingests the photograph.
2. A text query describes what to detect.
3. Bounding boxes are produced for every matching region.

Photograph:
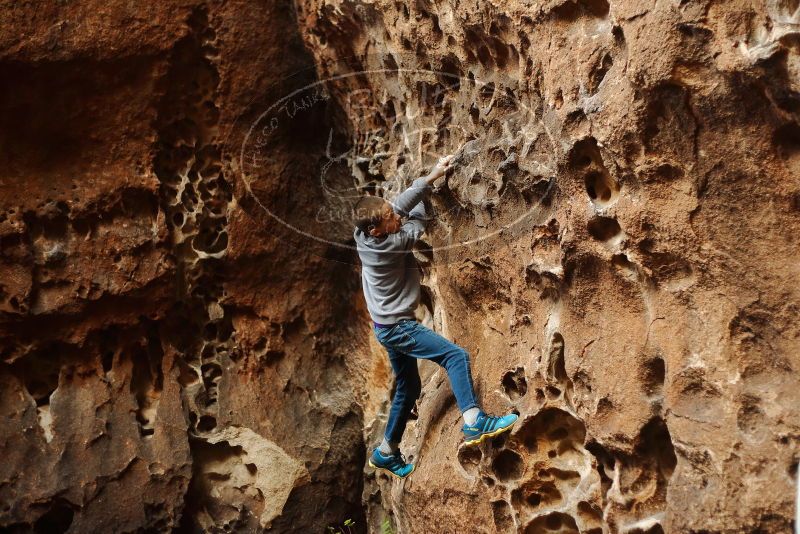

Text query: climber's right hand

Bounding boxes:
[427,154,454,183]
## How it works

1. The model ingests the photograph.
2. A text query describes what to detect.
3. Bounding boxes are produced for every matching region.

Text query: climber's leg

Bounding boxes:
[379,319,480,414]
[381,345,423,444]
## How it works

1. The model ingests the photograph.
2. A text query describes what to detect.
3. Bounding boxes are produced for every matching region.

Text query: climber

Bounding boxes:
[352,153,518,479]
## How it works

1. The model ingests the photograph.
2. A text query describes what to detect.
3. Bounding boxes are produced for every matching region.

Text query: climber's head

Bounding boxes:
[353,196,403,237]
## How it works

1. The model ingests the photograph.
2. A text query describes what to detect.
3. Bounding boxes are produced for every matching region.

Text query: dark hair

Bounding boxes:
[353,196,387,235]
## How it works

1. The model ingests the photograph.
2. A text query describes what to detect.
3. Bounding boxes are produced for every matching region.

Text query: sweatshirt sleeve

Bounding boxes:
[389,177,431,216]
[389,177,433,250]
[399,194,433,249]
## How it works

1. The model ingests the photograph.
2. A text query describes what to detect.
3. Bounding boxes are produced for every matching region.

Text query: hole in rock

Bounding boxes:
[204,322,218,340]
[458,444,482,471]
[477,45,493,67]
[577,500,602,522]
[493,432,509,449]
[550,468,581,481]
[382,100,397,124]
[587,216,622,241]
[613,23,625,42]
[469,103,480,124]
[33,499,74,534]
[480,82,495,101]
[588,52,613,94]
[547,513,562,529]
[419,284,435,316]
[524,511,579,533]
[612,253,636,272]
[654,163,684,181]
[216,318,234,342]
[568,139,598,169]
[548,333,568,385]
[197,415,217,432]
[511,478,563,510]
[492,39,510,69]
[19,349,61,407]
[774,122,800,159]
[102,350,115,373]
[492,449,524,481]
[585,170,618,206]
[383,53,398,75]
[502,366,528,400]
[438,55,462,91]
[636,417,677,478]
[262,350,285,367]
[551,0,610,21]
[417,81,446,109]
[564,110,587,136]
[629,526,664,534]
[130,333,164,437]
[596,397,614,417]
[642,356,666,395]
[430,13,443,39]
[205,362,222,389]
[788,460,798,478]
[201,343,216,360]
[491,500,514,531]
[513,408,586,460]
[177,360,200,387]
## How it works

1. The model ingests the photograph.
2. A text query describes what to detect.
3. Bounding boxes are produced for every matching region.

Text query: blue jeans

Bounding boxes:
[373,319,480,444]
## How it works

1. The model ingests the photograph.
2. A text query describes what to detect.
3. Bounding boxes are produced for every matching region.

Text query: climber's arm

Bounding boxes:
[397,200,430,248]
[389,155,453,216]
[391,155,453,249]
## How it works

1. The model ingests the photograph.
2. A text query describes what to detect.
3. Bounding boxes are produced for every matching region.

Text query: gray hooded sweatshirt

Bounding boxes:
[354,177,432,324]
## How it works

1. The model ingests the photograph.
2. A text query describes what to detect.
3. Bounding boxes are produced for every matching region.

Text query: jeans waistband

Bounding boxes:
[373,319,416,328]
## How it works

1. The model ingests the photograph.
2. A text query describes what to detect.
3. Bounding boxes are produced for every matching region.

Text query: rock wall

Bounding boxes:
[292,0,800,532]
[0,1,373,532]
[1,0,799,533]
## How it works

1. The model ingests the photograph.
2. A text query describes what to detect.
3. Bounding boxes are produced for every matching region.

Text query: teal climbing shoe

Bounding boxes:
[368,447,415,479]
[462,411,519,446]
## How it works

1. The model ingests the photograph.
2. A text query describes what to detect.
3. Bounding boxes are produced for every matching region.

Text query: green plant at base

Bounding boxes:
[327,516,394,533]
[327,518,356,534]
